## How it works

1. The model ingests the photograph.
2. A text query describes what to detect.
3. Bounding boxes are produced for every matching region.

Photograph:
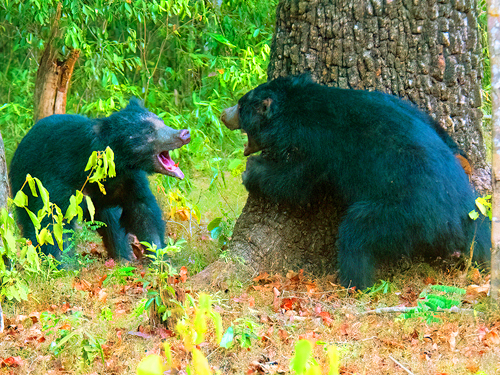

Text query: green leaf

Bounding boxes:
[13,190,28,207]
[219,326,234,348]
[137,354,165,375]
[475,201,487,216]
[86,196,95,222]
[210,226,222,240]
[26,244,41,271]
[75,190,84,205]
[211,311,223,344]
[27,175,38,197]
[35,178,50,211]
[327,346,340,375]
[2,230,17,254]
[193,205,201,224]
[85,151,98,171]
[199,293,211,310]
[111,72,119,86]
[53,221,64,250]
[65,195,78,221]
[26,208,41,229]
[306,364,322,375]
[38,227,54,246]
[105,147,116,177]
[207,217,222,231]
[469,210,479,220]
[291,340,312,374]
[228,158,242,170]
[90,166,105,182]
[208,33,236,48]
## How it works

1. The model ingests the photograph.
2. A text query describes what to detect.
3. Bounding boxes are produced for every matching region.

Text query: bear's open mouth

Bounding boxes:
[244,134,262,156]
[158,151,184,179]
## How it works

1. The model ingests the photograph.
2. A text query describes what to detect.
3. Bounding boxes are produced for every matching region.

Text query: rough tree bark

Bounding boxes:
[34,2,80,122]
[488,0,499,301]
[193,0,490,287]
[267,0,488,189]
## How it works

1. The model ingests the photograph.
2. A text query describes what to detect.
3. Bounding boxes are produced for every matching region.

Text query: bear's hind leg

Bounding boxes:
[120,197,166,253]
[96,208,133,261]
[337,201,415,289]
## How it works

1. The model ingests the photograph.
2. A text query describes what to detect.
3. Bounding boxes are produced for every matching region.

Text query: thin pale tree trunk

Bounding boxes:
[33,2,80,122]
[0,132,7,333]
[0,133,8,211]
[488,0,500,301]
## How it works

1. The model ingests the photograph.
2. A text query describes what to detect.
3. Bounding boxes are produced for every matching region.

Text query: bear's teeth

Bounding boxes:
[158,152,184,179]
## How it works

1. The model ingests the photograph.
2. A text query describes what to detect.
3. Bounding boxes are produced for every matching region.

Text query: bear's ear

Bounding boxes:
[259,97,274,117]
[126,97,145,110]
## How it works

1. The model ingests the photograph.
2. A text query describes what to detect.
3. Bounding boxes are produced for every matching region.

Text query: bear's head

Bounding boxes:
[99,98,190,179]
[220,75,314,159]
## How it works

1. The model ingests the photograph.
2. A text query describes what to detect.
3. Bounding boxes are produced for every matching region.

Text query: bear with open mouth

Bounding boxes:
[9,98,190,263]
[221,75,490,289]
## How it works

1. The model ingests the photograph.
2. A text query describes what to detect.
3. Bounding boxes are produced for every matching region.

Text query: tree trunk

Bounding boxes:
[33,3,80,122]
[0,133,7,332]
[225,0,490,281]
[488,0,499,302]
[0,133,9,211]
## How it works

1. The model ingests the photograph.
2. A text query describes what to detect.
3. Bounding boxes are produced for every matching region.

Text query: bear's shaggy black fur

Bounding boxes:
[10,99,190,262]
[221,75,490,289]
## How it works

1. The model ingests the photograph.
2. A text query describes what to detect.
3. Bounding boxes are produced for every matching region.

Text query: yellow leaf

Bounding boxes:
[192,348,212,375]
[136,354,165,375]
[327,345,340,375]
[306,364,322,375]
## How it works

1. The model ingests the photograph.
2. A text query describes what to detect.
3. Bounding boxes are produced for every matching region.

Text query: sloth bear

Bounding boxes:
[221,75,490,289]
[10,98,190,262]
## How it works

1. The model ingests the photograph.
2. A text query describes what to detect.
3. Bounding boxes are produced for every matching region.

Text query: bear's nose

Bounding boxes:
[179,129,191,144]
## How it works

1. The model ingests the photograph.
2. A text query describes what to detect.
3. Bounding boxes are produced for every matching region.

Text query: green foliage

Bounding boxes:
[219,317,261,349]
[365,279,396,295]
[61,220,105,267]
[289,340,340,375]
[469,195,492,221]
[478,0,491,113]
[137,354,166,375]
[103,265,137,286]
[132,238,187,321]
[397,284,467,324]
[0,0,277,184]
[0,205,40,301]
[137,293,223,374]
[207,209,234,250]
[1,149,115,302]
[11,148,115,255]
[41,310,105,366]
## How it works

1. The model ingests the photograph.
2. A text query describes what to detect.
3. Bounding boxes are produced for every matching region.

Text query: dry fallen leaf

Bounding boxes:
[0,356,23,368]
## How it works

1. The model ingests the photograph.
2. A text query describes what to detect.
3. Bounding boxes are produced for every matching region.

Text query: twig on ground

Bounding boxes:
[363,306,480,315]
[389,355,415,375]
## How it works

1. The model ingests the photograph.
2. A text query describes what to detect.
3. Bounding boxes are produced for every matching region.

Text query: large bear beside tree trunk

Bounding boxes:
[221,75,490,289]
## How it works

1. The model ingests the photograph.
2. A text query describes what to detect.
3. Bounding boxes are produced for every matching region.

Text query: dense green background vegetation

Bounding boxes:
[0,0,278,191]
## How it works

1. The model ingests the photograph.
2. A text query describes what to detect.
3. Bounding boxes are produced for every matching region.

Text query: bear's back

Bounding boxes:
[10,114,97,194]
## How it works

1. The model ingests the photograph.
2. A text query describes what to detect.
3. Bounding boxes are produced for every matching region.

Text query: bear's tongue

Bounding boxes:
[158,152,184,179]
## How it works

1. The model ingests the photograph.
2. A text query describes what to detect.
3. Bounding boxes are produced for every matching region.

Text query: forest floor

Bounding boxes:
[0,256,498,375]
[0,175,499,375]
